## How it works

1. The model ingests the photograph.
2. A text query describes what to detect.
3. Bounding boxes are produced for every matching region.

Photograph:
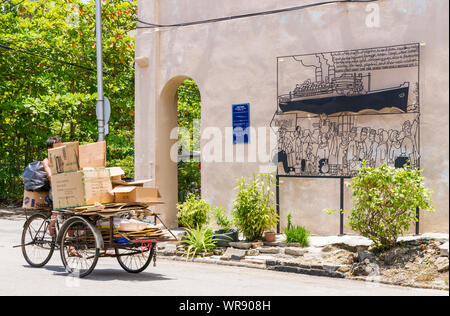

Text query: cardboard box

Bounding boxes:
[79,141,106,169]
[52,169,114,209]
[22,190,50,210]
[112,186,162,204]
[107,167,125,180]
[48,142,79,174]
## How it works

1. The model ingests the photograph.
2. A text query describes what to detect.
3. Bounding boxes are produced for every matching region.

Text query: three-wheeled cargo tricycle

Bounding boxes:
[17,203,177,278]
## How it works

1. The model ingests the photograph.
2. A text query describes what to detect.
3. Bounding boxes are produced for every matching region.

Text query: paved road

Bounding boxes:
[0,217,447,296]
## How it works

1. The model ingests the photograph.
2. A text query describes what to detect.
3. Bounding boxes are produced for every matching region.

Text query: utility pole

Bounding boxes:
[95,0,105,141]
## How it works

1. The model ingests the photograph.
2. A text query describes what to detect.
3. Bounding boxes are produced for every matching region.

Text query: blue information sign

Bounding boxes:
[232,103,250,144]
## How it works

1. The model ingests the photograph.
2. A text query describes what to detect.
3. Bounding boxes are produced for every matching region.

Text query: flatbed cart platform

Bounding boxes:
[16,203,178,278]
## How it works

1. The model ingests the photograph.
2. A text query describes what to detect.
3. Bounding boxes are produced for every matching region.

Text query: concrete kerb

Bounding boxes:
[163,255,267,270]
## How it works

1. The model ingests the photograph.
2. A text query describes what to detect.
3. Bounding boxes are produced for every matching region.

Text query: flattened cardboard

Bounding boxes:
[22,190,50,210]
[119,222,148,232]
[111,179,151,187]
[52,169,114,209]
[48,141,79,174]
[112,186,162,204]
[79,141,106,169]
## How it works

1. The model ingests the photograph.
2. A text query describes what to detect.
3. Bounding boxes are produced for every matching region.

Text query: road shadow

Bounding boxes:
[82,269,174,282]
[23,265,173,282]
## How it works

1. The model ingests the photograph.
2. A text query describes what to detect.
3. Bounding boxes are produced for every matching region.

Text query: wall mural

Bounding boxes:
[272,44,420,177]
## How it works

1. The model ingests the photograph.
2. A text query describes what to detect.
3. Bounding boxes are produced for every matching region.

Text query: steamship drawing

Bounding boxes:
[278,59,410,115]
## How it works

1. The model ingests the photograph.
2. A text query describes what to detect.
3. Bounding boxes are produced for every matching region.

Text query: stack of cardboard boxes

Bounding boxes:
[23,141,161,210]
[49,141,113,209]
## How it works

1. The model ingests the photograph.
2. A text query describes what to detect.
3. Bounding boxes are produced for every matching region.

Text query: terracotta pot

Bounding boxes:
[264,231,276,242]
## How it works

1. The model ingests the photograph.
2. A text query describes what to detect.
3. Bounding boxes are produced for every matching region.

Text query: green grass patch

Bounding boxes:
[284,211,310,247]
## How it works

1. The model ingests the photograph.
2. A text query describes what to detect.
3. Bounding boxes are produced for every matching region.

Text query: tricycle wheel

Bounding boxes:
[59,217,100,278]
[115,243,155,273]
[21,213,55,267]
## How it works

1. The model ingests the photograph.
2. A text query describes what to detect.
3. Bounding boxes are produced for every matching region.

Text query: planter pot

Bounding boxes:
[213,229,239,248]
[264,232,277,242]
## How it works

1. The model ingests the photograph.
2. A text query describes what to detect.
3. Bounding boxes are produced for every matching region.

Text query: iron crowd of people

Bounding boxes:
[276,115,419,177]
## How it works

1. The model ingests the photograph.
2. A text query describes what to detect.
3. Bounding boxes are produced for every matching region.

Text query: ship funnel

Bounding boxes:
[317,54,333,83]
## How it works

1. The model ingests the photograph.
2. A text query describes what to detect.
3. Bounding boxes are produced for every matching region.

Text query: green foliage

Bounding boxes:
[176,193,210,229]
[283,211,310,246]
[106,128,135,178]
[177,79,201,202]
[232,173,279,241]
[179,226,217,260]
[0,0,137,200]
[287,211,293,230]
[177,161,201,202]
[177,79,201,149]
[214,207,234,232]
[337,162,433,249]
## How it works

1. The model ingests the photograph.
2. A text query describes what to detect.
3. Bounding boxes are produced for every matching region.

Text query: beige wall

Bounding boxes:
[135,0,449,234]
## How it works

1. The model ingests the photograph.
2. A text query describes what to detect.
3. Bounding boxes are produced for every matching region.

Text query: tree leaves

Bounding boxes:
[0,0,137,199]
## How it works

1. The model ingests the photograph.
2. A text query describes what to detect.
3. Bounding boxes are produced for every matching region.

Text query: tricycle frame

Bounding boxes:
[19,207,177,278]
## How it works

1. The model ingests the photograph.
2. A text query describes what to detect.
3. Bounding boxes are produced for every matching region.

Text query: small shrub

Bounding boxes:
[176,193,210,229]
[232,173,279,241]
[180,227,217,260]
[284,211,310,247]
[328,162,434,250]
[214,207,234,232]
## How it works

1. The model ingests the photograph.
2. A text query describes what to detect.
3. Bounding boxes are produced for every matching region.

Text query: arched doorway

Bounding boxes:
[155,76,201,228]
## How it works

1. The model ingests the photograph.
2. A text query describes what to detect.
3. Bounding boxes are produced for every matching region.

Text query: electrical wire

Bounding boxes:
[1,0,25,11]
[0,36,78,61]
[137,0,378,29]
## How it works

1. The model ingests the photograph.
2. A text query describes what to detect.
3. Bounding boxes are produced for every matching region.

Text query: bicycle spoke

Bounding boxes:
[116,244,153,273]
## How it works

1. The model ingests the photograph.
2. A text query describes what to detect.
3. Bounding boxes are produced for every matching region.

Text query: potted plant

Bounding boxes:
[264,231,277,243]
[232,173,279,241]
[213,207,238,247]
